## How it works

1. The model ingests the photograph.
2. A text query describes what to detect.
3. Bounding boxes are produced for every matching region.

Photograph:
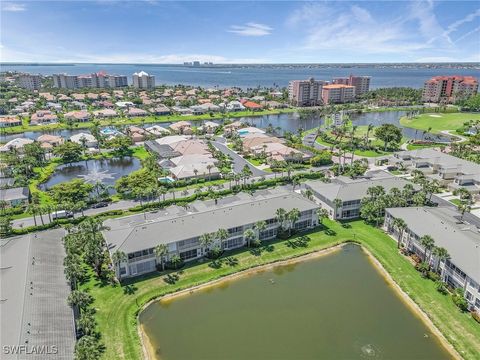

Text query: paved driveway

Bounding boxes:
[212,140,268,176]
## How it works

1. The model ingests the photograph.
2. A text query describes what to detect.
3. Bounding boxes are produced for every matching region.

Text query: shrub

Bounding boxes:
[427,271,440,282]
[415,262,429,277]
[452,288,469,312]
[435,281,448,295]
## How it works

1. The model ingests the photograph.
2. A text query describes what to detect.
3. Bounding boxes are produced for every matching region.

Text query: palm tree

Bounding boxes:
[77,311,97,336]
[206,164,214,181]
[420,235,435,264]
[365,123,374,149]
[432,246,450,274]
[316,208,329,226]
[154,244,169,271]
[67,290,93,311]
[170,254,181,269]
[287,208,300,236]
[199,233,214,254]
[27,203,38,227]
[333,198,343,219]
[215,228,229,250]
[243,228,256,247]
[457,202,471,221]
[392,217,407,249]
[275,208,287,230]
[111,250,127,280]
[303,189,314,200]
[254,220,267,240]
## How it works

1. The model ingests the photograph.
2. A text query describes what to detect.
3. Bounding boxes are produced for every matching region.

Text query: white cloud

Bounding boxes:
[228,23,272,37]
[445,8,480,38]
[454,26,480,43]
[2,2,26,12]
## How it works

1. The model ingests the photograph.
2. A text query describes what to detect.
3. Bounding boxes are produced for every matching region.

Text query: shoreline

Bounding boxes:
[137,242,461,360]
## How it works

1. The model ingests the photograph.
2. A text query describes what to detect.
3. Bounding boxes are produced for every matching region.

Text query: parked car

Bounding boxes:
[91,202,109,209]
[51,210,74,219]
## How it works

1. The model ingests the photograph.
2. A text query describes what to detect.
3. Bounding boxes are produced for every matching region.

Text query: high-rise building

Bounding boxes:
[422,76,478,103]
[288,78,326,106]
[321,84,355,104]
[332,75,370,96]
[52,74,79,89]
[132,71,155,89]
[18,74,42,90]
[52,72,128,89]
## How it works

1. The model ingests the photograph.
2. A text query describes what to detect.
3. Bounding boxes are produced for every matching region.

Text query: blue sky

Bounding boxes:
[1,1,480,63]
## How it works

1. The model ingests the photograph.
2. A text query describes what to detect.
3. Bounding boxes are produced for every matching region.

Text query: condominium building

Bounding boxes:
[384,206,480,311]
[305,171,417,220]
[390,149,480,196]
[103,189,319,278]
[52,72,128,89]
[132,71,155,89]
[288,78,326,106]
[422,76,478,103]
[321,84,355,104]
[332,75,371,96]
[18,74,42,90]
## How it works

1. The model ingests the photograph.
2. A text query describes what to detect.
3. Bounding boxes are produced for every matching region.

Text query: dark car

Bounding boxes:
[91,202,109,209]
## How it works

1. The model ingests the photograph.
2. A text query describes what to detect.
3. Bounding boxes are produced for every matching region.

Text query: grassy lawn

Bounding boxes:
[82,219,480,360]
[400,112,480,134]
[449,198,463,206]
[406,142,446,150]
[2,108,297,135]
[315,137,394,158]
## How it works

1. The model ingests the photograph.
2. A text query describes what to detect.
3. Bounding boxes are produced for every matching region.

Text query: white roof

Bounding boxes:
[133,71,149,77]
[1,138,34,151]
[70,133,96,142]
[155,135,189,145]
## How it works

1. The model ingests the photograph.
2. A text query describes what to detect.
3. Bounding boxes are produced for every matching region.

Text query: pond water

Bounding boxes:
[1,110,454,143]
[41,157,140,190]
[139,244,452,360]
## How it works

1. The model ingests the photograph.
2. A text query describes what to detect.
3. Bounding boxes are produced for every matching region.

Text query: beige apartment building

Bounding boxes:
[288,77,326,106]
[322,84,355,104]
[422,76,478,103]
[18,74,42,90]
[132,71,156,89]
[332,75,371,96]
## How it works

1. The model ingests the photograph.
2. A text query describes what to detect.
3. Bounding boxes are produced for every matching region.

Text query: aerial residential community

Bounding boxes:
[1,1,480,360]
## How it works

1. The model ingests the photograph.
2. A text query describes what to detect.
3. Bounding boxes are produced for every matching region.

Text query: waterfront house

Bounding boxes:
[64,110,91,122]
[127,108,148,117]
[0,116,21,128]
[0,138,34,153]
[37,134,64,149]
[150,105,171,115]
[104,189,319,278]
[70,133,98,148]
[384,206,480,311]
[30,110,58,125]
[93,109,117,118]
[169,121,193,135]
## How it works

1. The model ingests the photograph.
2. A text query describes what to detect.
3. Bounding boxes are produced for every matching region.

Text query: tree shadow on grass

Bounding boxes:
[163,273,180,285]
[208,259,223,269]
[249,247,263,257]
[122,284,138,295]
[325,229,337,236]
[224,257,238,267]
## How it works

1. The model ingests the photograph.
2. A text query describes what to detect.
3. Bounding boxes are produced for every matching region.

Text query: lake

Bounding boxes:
[0,110,454,143]
[41,157,140,190]
[139,244,453,360]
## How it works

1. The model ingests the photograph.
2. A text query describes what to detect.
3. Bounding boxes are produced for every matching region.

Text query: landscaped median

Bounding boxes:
[81,219,480,360]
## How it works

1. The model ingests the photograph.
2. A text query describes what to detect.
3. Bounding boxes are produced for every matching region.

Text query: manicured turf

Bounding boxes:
[400,112,480,134]
[81,219,480,360]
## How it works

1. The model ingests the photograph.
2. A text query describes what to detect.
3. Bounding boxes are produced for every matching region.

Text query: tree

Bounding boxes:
[53,141,83,163]
[199,233,214,254]
[432,246,450,274]
[420,235,435,264]
[0,216,13,237]
[275,208,287,230]
[111,250,127,281]
[154,244,169,271]
[392,217,407,249]
[333,198,343,218]
[287,208,300,235]
[67,290,93,310]
[215,228,229,250]
[243,228,256,247]
[51,179,93,206]
[77,311,97,336]
[374,124,402,151]
[254,220,267,240]
[170,254,181,269]
[74,335,103,360]
[457,202,471,221]
[105,136,132,155]
[316,208,329,226]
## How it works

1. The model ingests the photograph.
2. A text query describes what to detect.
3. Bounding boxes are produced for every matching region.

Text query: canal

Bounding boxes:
[139,244,453,360]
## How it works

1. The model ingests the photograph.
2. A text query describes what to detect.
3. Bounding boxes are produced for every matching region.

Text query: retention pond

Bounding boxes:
[139,244,453,360]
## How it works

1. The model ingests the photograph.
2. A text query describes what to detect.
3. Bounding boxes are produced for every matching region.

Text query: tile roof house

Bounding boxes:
[127,108,148,117]
[70,133,98,148]
[0,116,22,128]
[93,109,117,118]
[169,121,193,135]
[30,110,58,125]
[242,100,263,110]
[64,110,91,122]
[0,138,34,152]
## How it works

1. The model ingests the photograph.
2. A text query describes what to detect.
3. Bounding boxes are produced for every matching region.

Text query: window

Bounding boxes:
[224,237,244,249]
[178,238,199,248]
[475,298,480,309]
[259,228,276,240]
[228,226,243,234]
[119,267,126,275]
[466,291,473,301]
[180,249,198,261]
